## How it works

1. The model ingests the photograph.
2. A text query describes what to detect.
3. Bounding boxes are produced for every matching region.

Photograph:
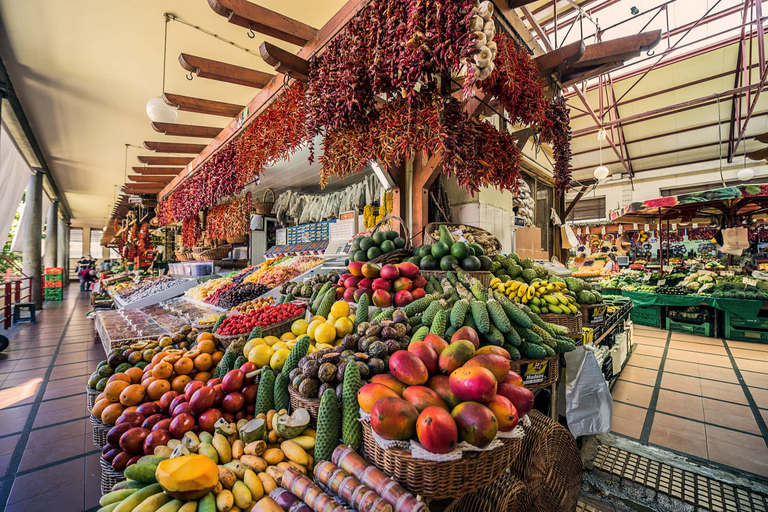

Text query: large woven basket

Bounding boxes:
[90,415,110,449]
[424,222,502,257]
[419,269,492,287]
[451,471,527,512]
[539,312,583,337]
[288,385,342,427]
[509,411,582,512]
[85,386,100,413]
[361,420,521,500]
[99,457,126,495]
[366,215,412,265]
[214,333,245,350]
[509,355,559,390]
[254,188,275,215]
[194,245,232,261]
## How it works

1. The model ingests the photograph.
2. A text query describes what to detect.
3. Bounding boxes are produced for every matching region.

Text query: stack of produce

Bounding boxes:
[185,276,233,302]
[404,226,492,272]
[335,261,426,308]
[424,224,500,257]
[278,272,341,300]
[111,277,186,304]
[348,230,407,263]
[216,303,306,337]
[203,282,237,306]
[231,296,275,315]
[216,283,271,310]
[489,277,579,314]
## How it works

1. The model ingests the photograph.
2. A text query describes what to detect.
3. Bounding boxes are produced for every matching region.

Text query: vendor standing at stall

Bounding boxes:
[604,253,620,273]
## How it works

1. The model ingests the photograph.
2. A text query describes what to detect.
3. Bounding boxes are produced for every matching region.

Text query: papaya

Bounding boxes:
[155,454,219,500]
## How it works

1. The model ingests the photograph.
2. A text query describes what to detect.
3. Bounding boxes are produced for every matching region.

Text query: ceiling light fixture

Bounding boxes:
[593,128,610,181]
[146,14,178,123]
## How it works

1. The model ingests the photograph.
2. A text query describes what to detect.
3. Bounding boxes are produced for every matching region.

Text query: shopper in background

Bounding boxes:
[604,253,619,273]
[78,266,91,292]
[76,255,91,291]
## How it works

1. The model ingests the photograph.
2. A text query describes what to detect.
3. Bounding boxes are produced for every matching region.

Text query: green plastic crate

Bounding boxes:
[725,311,768,331]
[666,318,711,337]
[44,288,63,301]
[44,274,63,281]
[630,305,660,328]
[725,324,768,344]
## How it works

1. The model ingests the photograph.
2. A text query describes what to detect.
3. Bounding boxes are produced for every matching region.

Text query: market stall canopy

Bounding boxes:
[608,185,768,225]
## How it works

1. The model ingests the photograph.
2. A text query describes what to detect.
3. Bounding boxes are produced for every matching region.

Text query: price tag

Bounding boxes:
[744,277,758,287]
[633,223,638,230]
[663,265,673,272]
[722,271,735,277]
[644,224,649,231]
[601,226,606,236]
[692,222,698,228]
[618,224,623,234]
[643,274,651,282]
[672,223,677,230]
[576,227,582,235]
[657,279,666,286]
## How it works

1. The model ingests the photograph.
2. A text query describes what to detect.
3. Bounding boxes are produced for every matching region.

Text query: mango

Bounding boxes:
[451,402,498,448]
[402,385,448,412]
[212,433,232,464]
[449,367,497,403]
[463,354,510,382]
[99,488,138,507]
[198,443,219,463]
[370,396,419,440]
[156,499,185,512]
[357,383,400,414]
[487,395,519,432]
[426,375,461,409]
[133,492,173,512]
[155,454,219,500]
[216,489,234,512]
[416,406,458,454]
[263,448,284,465]
[113,483,163,512]
[178,501,199,512]
[232,481,252,510]
[280,440,309,465]
[243,469,264,502]
[257,472,277,494]
[438,339,475,374]
[388,350,428,385]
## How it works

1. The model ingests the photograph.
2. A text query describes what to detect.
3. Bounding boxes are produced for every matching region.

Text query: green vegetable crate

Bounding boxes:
[44,288,63,301]
[665,318,710,338]
[630,305,660,328]
[725,311,768,344]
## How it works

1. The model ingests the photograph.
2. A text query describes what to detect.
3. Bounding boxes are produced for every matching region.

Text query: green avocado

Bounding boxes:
[431,242,450,259]
[420,256,440,270]
[450,242,469,260]
[461,255,482,271]
[440,255,459,271]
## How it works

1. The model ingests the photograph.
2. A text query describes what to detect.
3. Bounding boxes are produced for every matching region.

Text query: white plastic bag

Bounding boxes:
[564,345,613,437]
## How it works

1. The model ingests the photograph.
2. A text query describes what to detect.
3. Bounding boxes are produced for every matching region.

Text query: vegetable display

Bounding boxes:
[205,192,251,242]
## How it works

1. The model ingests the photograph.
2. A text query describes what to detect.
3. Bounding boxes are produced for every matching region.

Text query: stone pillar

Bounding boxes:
[22,172,43,308]
[44,200,58,268]
[57,216,69,285]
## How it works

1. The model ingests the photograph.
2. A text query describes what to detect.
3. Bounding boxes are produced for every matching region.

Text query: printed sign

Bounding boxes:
[521,360,549,386]
[657,279,666,286]
[721,271,735,277]
[644,224,649,231]
[743,277,758,287]
[643,274,651,281]
[633,223,638,230]
[692,223,699,228]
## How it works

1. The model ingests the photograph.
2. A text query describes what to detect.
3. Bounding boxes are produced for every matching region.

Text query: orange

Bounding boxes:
[211,351,224,366]
[194,371,211,382]
[107,373,131,385]
[101,403,125,425]
[119,384,146,406]
[196,339,215,354]
[174,357,194,375]
[151,351,169,366]
[171,375,192,394]
[197,332,214,342]
[152,361,174,380]
[91,398,110,419]
[125,367,143,384]
[162,353,181,365]
[193,353,213,372]
[147,379,170,400]
[103,380,130,403]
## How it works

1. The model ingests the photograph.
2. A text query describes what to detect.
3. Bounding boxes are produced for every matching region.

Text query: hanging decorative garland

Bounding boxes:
[205,192,252,242]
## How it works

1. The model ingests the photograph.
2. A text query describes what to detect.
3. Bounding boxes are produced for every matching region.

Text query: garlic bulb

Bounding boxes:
[473,31,487,49]
[474,46,492,68]
[483,20,496,43]
[478,60,495,80]
[470,15,484,32]
[486,40,498,59]
[477,1,494,21]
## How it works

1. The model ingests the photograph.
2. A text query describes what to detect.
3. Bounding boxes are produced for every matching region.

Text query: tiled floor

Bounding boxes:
[0,286,102,511]
[611,324,768,479]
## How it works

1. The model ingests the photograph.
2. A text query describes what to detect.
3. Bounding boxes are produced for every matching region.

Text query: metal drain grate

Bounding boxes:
[594,445,768,512]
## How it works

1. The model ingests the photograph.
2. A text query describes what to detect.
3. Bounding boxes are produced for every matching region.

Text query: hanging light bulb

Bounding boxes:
[594,166,610,180]
[146,97,178,123]
[738,167,755,181]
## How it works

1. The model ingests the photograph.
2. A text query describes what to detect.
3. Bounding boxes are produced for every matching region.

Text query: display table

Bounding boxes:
[621,290,764,319]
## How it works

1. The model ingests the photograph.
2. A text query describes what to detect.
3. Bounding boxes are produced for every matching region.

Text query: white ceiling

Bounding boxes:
[0,0,346,226]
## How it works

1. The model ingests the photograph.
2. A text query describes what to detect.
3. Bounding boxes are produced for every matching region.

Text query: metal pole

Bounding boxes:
[44,200,59,268]
[57,215,68,285]
[22,172,43,309]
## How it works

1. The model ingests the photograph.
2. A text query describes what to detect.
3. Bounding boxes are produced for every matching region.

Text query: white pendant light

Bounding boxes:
[146,97,178,123]
[594,165,610,180]
[738,167,755,181]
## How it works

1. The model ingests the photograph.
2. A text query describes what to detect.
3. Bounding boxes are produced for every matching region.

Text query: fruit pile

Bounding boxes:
[489,252,538,282]
[216,283,271,310]
[490,277,581,314]
[337,261,426,308]
[349,229,407,262]
[405,225,493,272]
[216,303,306,336]
[230,296,275,315]
[278,272,340,299]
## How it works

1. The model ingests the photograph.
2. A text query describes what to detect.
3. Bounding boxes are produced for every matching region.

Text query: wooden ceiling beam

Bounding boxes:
[207,0,317,46]
[137,156,194,166]
[508,0,538,6]
[179,53,274,88]
[535,40,585,78]
[575,30,662,69]
[560,61,623,88]
[152,122,221,139]
[123,189,161,196]
[162,93,243,118]
[128,175,175,183]
[259,41,310,82]
[144,141,208,154]
[132,167,184,175]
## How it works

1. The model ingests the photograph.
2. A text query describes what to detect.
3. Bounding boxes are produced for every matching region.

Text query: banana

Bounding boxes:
[526,286,535,302]
[490,277,501,287]
[542,295,559,306]
[548,304,563,314]
[517,283,528,298]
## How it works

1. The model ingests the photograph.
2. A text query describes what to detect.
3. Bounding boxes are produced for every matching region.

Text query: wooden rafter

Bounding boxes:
[746,147,768,160]
[144,141,208,154]
[152,122,221,139]
[755,132,768,144]
[179,53,275,89]
[137,156,194,166]
[259,41,310,82]
[123,189,161,196]
[162,93,243,118]
[132,167,184,175]
[128,175,175,183]
[535,40,585,78]
[207,0,318,46]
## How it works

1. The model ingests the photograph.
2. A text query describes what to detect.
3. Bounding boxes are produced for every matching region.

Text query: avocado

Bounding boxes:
[418,245,433,258]
[431,242,450,259]
[393,237,406,249]
[359,237,376,251]
[440,255,459,271]
[420,256,440,270]
[407,256,421,265]
[467,246,476,256]
[478,255,493,271]
[352,237,363,250]
[469,243,484,256]
[372,232,387,245]
[367,247,383,260]
[384,230,399,241]
[461,255,482,271]
[438,225,454,246]
[450,241,469,260]
[380,240,395,253]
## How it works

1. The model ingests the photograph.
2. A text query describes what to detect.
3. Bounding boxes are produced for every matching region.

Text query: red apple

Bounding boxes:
[198,408,223,433]
[372,278,392,291]
[169,413,195,438]
[412,276,427,289]
[393,277,413,292]
[380,264,400,281]
[396,262,420,279]
[411,288,427,300]
[393,290,414,307]
[348,261,365,277]
[372,289,392,308]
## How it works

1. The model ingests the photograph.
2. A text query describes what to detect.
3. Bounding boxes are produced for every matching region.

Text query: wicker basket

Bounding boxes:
[509,355,559,390]
[580,303,608,326]
[509,411,582,512]
[451,471,527,512]
[214,333,246,350]
[418,269,492,287]
[254,188,276,215]
[368,215,412,265]
[99,457,126,495]
[194,245,232,261]
[90,415,110,449]
[85,386,100,413]
[262,312,306,338]
[539,312,583,337]
[288,385,342,427]
[361,420,521,500]
[424,222,502,257]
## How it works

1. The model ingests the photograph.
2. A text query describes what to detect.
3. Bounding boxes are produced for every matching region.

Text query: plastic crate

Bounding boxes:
[44,274,63,281]
[43,280,62,288]
[725,311,768,331]
[44,289,63,301]
[630,305,660,328]
[666,318,711,337]
[725,324,768,344]
[44,267,64,275]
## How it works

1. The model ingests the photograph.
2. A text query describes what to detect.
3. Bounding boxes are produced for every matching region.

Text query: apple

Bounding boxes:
[393,277,413,292]
[396,262,420,279]
[393,290,414,307]
[372,289,392,308]
[380,264,400,281]
[412,276,427,289]
[372,278,392,291]
[412,288,427,300]
[348,261,365,277]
